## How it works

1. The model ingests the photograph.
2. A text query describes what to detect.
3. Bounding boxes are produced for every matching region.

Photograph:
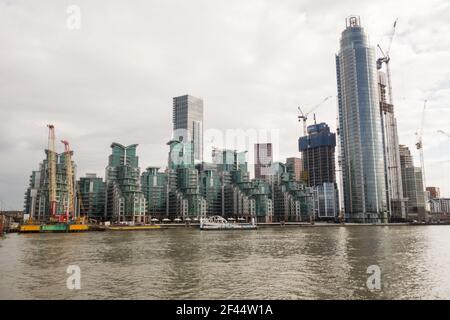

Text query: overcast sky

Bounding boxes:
[0,0,449,209]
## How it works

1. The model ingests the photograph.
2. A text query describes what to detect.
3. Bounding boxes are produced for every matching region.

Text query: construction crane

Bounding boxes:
[377,18,398,105]
[61,140,75,223]
[437,130,450,138]
[298,96,332,136]
[47,124,57,221]
[415,100,428,211]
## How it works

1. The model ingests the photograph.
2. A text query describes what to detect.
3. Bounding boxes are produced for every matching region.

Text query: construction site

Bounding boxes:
[21,125,89,232]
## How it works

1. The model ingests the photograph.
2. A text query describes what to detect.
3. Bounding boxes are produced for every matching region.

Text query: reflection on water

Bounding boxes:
[1,226,450,299]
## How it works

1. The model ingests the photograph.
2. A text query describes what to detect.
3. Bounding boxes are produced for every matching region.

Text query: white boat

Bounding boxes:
[200,215,257,230]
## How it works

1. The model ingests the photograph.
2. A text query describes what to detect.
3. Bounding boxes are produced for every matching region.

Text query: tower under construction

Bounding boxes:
[24,125,77,222]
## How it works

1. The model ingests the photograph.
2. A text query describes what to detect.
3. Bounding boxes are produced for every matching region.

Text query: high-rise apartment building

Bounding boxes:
[77,173,106,219]
[141,167,167,218]
[286,157,302,182]
[173,95,204,163]
[399,145,426,221]
[105,143,146,223]
[254,143,273,180]
[336,16,387,222]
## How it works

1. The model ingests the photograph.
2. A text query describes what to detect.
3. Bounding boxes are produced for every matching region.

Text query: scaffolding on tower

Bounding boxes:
[61,140,75,223]
[47,124,57,222]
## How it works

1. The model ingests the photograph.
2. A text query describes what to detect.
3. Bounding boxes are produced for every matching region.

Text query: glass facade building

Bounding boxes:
[77,173,106,219]
[336,16,387,222]
[399,145,426,221]
[105,143,146,223]
[314,182,339,219]
[286,157,302,182]
[173,95,204,163]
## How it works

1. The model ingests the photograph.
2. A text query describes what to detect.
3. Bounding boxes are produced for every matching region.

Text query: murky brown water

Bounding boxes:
[1,226,450,299]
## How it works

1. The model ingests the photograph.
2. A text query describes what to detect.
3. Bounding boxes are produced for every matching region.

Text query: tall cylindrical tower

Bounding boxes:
[335,16,387,222]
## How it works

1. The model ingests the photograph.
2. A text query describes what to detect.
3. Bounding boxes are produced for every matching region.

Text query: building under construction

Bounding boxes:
[23,126,77,222]
[299,123,336,187]
[378,67,407,222]
[298,122,338,220]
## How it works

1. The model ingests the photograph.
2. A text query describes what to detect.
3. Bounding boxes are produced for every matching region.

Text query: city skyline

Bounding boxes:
[1,0,449,210]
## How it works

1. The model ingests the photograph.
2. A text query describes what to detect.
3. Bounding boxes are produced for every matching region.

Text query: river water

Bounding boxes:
[1,226,450,299]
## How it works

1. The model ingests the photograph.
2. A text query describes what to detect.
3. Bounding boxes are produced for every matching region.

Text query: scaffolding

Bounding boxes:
[23,151,77,222]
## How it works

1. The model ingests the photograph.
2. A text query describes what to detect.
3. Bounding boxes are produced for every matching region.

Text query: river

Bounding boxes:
[1,226,449,299]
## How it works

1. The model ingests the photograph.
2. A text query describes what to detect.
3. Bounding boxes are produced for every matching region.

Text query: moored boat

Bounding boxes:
[19,224,41,233]
[19,218,91,233]
[40,224,68,233]
[200,215,257,230]
[68,223,89,232]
